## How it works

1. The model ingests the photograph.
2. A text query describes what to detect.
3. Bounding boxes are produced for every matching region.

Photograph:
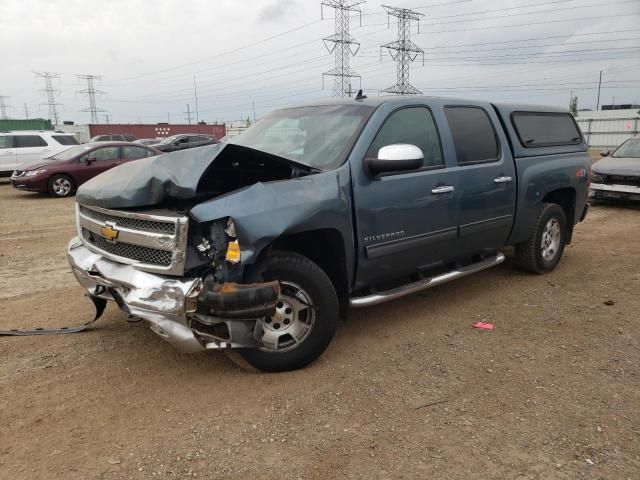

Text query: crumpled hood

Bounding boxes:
[76,144,223,209]
[75,143,317,209]
[592,156,640,176]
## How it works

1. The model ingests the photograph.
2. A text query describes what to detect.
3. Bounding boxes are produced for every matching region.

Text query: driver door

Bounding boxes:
[352,106,460,287]
[74,146,121,185]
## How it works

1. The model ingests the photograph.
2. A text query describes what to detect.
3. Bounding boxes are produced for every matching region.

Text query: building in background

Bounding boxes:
[53,123,227,144]
[575,108,640,149]
[0,118,53,131]
[88,123,226,141]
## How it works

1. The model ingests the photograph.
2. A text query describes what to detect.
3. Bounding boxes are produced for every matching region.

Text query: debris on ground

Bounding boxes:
[472,321,495,330]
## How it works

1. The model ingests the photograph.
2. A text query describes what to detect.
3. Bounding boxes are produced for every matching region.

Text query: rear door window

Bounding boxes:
[444,107,499,165]
[367,107,444,169]
[511,112,582,147]
[52,135,80,146]
[14,135,48,148]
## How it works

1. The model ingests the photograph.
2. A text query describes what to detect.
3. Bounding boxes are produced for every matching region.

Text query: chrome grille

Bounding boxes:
[82,228,172,266]
[77,204,189,276]
[80,206,175,234]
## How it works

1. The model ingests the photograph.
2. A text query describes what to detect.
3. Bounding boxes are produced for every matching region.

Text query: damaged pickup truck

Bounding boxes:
[67,97,590,371]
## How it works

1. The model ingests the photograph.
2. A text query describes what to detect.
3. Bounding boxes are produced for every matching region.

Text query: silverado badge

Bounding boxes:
[100,222,119,242]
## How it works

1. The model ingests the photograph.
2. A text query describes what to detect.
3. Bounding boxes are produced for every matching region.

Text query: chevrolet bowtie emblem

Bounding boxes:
[100,222,119,242]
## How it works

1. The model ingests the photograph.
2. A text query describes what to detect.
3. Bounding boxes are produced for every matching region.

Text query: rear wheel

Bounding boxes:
[515,203,567,273]
[48,174,74,197]
[239,252,339,372]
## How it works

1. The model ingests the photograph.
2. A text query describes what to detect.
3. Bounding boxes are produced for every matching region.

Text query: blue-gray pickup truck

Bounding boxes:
[67,96,590,371]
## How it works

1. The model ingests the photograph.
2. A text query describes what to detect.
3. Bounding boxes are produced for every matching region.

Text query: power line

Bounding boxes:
[34,72,62,124]
[77,74,107,123]
[321,0,366,98]
[380,5,424,95]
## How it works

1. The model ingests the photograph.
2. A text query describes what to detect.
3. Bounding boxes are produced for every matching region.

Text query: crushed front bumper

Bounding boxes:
[590,183,640,202]
[67,237,280,353]
[67,237,205,353]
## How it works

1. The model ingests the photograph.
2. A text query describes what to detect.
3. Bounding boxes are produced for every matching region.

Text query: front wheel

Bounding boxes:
[48,174,75,197]
[515,203,567,273]
[239,252,339,372]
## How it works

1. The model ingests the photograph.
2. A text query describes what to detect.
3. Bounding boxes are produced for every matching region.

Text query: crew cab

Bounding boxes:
[66,96,590,372]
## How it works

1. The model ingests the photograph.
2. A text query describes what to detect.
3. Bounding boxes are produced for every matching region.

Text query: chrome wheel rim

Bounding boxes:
[53,177,71,196]
[256,281,316,352]
[541,218,561,261]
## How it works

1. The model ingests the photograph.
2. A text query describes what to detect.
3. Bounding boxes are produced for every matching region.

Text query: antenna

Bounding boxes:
[77,74,106,123]
[380,5,424,95]
[34,72,63,123]
[321,0,366,98]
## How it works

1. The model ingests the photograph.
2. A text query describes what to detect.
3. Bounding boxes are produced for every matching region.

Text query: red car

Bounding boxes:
[10,142,161,197]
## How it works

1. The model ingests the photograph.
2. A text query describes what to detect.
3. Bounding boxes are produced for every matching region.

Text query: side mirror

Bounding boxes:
[86,155,98,164]
[365,144,424,175]
[600,149,610,157]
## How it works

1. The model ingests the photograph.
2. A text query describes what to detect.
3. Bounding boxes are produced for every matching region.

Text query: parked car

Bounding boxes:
[91,134,137,142]
[67,97,589,372]
[0,131,80,176]
[10,142,160,197]
[134,138,162,146]
[590,135,640,202]
[153,134,216,152]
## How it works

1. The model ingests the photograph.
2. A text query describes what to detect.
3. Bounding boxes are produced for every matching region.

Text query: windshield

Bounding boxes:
[50,145,93,161]
[613,138,640,158]
[229,105,373,170]
[158,135,180,145]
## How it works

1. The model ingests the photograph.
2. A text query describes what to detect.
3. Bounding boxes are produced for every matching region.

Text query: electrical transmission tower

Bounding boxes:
[184,104,193,124]
[77,74,106,123]
[35,72,63,123]
[0,96,10,120]
[380,5,424,95]
[321,0,366,98]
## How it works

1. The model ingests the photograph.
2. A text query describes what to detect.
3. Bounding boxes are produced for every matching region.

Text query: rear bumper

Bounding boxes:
[590,183,640,202]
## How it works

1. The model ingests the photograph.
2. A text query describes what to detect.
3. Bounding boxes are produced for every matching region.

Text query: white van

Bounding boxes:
[0,131,80,176]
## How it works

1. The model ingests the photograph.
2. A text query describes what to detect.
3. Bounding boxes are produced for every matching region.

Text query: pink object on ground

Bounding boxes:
[472,321,494,330]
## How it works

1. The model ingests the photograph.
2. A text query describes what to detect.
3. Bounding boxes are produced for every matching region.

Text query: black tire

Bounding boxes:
[48,174,75,197]
[515,203,567,274]
[239,252,339,372]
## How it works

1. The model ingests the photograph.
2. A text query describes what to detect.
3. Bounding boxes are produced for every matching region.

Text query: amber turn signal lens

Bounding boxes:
[225,240,241,264]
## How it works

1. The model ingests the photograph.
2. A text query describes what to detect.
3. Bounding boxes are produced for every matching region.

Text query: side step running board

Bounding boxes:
[349,252,505,308]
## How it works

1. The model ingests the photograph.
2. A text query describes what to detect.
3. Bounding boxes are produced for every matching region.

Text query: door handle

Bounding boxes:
[494,176,512,184]
[431,185,455,194]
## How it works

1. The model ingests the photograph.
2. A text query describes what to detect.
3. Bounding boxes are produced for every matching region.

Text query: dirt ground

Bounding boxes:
[1,176,639,480]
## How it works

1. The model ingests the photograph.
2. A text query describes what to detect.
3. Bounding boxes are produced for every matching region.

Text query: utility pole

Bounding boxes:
[596,70,603,111]
[77,74,106,123]
[321,0,366,98]
[193,76,200,124]
[381,5,424,95]
[103,114,111,124]
[184,104,193,124]
[0,96,9,120]
[24,103,30,119]
[35,72,63,124]
[252,101,256,122]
